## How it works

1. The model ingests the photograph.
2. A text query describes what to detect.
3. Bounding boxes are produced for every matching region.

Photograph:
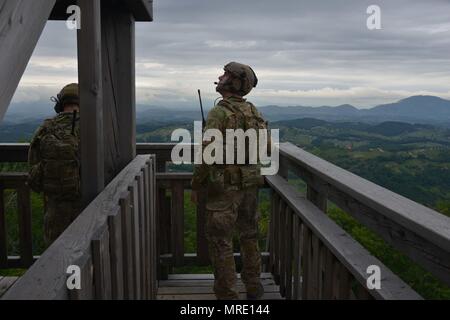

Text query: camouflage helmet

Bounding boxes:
[53,83,79,113]
[221,62,258,96]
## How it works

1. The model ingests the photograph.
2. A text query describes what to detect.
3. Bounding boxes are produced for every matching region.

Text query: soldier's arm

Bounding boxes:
[191,105,226,190]
[28,125,46,166]
[28,123,49,193]
[251,105,272,156]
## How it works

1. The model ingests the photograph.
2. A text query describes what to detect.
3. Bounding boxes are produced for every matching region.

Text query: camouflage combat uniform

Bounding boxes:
[192,96,268,300]
[28,111,81,245]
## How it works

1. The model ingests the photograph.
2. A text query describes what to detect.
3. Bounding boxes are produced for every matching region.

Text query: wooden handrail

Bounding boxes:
[267,174,422,300]
[278,142,450,286]
[2,155,157,300]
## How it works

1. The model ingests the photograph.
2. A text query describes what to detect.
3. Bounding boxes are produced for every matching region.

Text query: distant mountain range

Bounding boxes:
[2,95,450,127]
[259,96,450,125]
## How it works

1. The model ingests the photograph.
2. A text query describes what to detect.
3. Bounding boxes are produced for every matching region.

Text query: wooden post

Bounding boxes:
[0,183,7,268]
[307,185,327,212]
[77,0,105,206]
[101,4,136,185]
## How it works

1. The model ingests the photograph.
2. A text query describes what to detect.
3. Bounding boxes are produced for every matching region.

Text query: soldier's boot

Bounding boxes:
[240,238,263,299]
[209,237,239,300]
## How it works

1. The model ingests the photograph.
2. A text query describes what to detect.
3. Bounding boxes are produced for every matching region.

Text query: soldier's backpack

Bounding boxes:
[28,113,80,201]
[218,99,269,188]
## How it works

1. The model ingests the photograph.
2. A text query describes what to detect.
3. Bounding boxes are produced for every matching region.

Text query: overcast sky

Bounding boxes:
[10,0,450,110]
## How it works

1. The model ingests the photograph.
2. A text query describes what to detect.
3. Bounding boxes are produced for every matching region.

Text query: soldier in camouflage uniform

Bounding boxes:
[28,83,81,246]
[191,62,268,300]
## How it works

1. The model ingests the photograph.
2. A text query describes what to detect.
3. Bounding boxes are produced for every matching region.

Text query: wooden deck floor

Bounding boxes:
[0,277,19,298]
[157,273,283,300]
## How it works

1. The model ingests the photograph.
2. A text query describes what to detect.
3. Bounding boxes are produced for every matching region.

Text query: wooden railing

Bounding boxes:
[2,155,157,299]
[0,172,34,269]
[1,142,449,300]
[266,142,450,299]
[277,142,450,289]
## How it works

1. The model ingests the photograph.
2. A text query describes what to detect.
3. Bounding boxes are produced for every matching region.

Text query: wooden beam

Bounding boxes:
[124,0,153,21]
[0,0,56,122]
[77,0,105,206]
[101,3,136,185]
[49,0,153,22]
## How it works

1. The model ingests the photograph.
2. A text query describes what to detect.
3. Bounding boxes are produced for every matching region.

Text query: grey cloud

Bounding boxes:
[9,0,450,109]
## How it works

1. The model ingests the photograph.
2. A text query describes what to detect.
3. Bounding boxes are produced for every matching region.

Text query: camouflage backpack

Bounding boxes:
[217,98,268,188]
[28,112,81,201]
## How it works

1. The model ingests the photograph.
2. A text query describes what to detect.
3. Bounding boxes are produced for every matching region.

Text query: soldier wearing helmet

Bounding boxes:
[28,83,82,246]
[191,62,268,300]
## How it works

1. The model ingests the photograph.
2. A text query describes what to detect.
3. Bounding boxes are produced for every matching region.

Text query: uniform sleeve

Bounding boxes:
[191,105,226,190]
[28,125,45,166]
[28,124,47,193]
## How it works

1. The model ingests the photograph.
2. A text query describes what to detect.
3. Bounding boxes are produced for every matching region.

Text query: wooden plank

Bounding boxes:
[77,0,105,206]
[159,278,276,288]
[310,233,320,299]
[266,174,422,300]
[149,156,158,299]
[322,248,334,299]
[0,0,56,121]
[160,252,270,268]
[171,181,184,266]
[101,3,136,185]
[0,183,7,267]
[318,241,326,298]
[268,190,278,275]
[17,185,33,267]
[301,225,311,299]
[129,181,141,299]
[0,277,18,297]
[168,273,274,281]
[108,206,124,300]
[69,254,94,300]
[158,292,283,301]
[337,265,351,300]
[0,143,29,162]
[279,201,287,297]
[137,173,147,298]
[274,196,284,283]
[0,143,183,164]
[120,193,134,299]
[158,285,280,295]
[331,257,340,299]
[285,206,293,300]
[141,166,151,299]
[280,142,450,286]
[196,188,209,265]
[92,226,112,299]
[292,215,301,300]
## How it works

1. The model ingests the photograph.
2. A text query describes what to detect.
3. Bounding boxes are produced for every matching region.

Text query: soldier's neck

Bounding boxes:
[221,92,244,100]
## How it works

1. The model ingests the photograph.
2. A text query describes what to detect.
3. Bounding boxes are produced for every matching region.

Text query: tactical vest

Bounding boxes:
[28,113,81,201]
[214,98,268,190]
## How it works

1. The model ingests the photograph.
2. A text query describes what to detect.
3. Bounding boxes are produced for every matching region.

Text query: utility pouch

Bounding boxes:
[240,166,264,189]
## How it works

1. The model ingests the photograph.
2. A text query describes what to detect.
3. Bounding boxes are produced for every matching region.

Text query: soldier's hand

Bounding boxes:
[191,190,198,205]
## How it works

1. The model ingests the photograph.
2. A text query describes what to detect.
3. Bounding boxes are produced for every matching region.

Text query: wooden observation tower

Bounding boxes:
[0,0,449,300]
